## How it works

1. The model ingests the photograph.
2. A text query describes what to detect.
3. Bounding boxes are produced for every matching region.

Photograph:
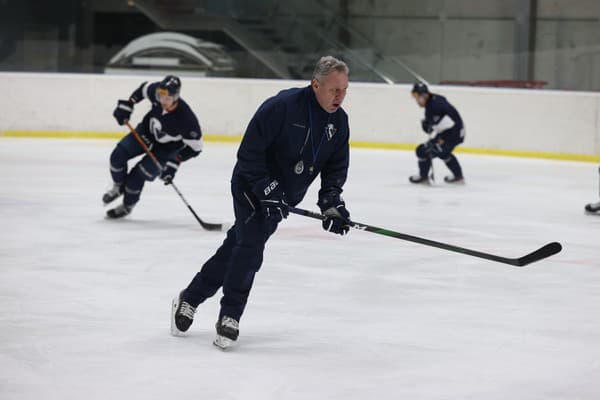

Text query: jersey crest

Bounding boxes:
[149,118,166,140]
[325,123,337,140]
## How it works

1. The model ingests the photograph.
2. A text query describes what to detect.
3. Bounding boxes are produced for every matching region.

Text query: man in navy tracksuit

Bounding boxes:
[409,82,465,184]
[171,56,352,349]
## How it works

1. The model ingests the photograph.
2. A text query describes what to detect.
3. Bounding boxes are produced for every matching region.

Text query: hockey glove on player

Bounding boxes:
[421,119,433,134]
[253,179,289,224]
[176,146,201,162]
[160,160,179,185]
[318,190,351,236]
[113,99,134,125]
[424,139,443,157]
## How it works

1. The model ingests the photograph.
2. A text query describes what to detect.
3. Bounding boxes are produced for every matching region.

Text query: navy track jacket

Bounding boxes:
[232,85,350,206]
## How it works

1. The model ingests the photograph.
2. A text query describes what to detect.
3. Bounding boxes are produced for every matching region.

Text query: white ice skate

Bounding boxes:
[213,316,239,350]
[106,203,133,219]
[102,183,123,205]
[171,292,196,336]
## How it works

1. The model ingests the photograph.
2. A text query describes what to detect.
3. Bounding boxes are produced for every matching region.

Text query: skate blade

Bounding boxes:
[105,211,129,219]
[213,335,234,350]
[102,197,118,206]
[170,298,185,337]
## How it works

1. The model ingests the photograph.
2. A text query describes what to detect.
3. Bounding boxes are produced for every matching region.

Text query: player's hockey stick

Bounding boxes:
[124,121,224,231]
[429,154,435,182]
[425,136,435,182]
[289,206,562,267]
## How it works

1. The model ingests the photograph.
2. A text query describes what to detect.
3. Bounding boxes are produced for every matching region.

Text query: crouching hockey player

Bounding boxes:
[409,82,465,184]
[171,56,352,349]
[102,75,203,218]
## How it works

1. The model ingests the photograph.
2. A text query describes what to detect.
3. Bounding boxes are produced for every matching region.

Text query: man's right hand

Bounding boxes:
[113,99,134,125]
[259,198,289,223]
[253,179,289,224]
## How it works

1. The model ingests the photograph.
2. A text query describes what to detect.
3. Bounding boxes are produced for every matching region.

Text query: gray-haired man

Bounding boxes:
[171,56,352,349]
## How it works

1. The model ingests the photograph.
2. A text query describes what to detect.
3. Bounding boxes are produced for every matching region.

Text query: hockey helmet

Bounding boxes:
[411,82,429,97]
[157,75,181,100]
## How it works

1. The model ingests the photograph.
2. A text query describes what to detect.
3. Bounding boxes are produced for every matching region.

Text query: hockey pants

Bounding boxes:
[109,131,180,207]
[183,182,279,321]
[416,130,464,178]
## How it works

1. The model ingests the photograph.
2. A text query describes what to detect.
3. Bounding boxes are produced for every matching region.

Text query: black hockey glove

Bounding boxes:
[421,119,433,134]
[160,160,179,185]
[253,179,289,224]
[318,190,351,236]
[176,146,201,162]
[424,139,443,157]
[113,99,134,125]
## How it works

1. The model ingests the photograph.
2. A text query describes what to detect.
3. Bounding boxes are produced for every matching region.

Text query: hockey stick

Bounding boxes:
[289,206,562,267]
[425,135,435,182]
[429,154,435,182]
[124,121,224,231]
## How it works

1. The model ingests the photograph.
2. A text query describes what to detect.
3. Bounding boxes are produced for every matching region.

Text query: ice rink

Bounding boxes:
[1,137,599,400]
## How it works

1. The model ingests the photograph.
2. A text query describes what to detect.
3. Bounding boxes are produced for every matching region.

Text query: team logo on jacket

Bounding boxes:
[149,118,166,140]
[294,160,304,174]
[325,123,337,140]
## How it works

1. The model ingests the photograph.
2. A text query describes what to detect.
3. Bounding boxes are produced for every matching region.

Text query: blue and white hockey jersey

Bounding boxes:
[424,94,465,143]
[129,81,203,161]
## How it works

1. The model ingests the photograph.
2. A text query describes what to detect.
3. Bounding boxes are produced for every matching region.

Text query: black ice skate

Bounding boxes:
[585,201,600,213]
[102,183,123,205]
[409,175,430,184]
[171,291,196,336]
[106,203,133,219]
[444,175,464,184]
[213,315,239,350]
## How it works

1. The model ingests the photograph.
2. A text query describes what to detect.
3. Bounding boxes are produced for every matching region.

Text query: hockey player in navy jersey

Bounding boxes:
[103,75,203,218]
[171,56,352,349]
[409,82,465,184]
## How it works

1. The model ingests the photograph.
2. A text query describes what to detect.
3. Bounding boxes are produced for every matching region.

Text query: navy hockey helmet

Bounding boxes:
[411,82,429,97]
[157,75,181,100]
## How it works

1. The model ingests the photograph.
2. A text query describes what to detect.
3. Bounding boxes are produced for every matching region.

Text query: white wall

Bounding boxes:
[1,72,599,155]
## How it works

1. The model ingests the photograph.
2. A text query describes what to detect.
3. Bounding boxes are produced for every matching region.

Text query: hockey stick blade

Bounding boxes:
[289,207,562,267]
[171,183,226,231]
[196,216,225,231]
[197,218,224,231]
[512,241,562,267]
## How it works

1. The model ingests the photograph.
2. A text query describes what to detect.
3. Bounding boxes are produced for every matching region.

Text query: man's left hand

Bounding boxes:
[160,161,179,185]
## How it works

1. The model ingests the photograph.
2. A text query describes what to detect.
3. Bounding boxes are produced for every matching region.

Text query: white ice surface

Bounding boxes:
[1,138,599,400]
